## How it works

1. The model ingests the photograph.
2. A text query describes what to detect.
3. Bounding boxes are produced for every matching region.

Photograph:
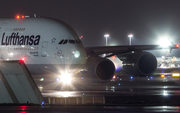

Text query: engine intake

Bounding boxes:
[122,52,157,76]
[96,59,115,81]
[86,56,115,81]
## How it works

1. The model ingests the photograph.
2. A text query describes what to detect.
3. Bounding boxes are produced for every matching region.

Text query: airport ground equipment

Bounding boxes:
[0,61,44,104]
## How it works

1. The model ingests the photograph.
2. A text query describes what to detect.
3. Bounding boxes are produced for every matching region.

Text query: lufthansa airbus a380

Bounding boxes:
[0,15,178,82]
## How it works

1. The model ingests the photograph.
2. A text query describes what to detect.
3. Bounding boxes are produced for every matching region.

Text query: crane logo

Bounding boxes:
[57,50,64,57]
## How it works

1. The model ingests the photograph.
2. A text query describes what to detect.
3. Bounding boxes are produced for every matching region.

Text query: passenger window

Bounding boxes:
[59,39,64,44]
[63,40,68,44]
[69,40,75,44]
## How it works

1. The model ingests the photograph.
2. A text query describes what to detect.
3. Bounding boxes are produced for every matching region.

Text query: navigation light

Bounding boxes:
[19,57,25,63]
[176,44,179,48]
[16,15,25,19]
[16,15,20,19]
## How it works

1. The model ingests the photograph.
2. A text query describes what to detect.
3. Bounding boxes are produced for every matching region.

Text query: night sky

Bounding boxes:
[1,0,180,56]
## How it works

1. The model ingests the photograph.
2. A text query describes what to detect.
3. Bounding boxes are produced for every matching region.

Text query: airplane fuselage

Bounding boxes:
[0,17,87,75]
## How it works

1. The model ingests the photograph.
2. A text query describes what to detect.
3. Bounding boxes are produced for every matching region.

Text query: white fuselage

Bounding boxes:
[0,17,87,75]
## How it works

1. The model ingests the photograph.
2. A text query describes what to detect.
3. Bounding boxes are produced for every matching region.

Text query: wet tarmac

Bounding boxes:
[0,105,180,113]
[33,75,180,106]
[1,75,180,112]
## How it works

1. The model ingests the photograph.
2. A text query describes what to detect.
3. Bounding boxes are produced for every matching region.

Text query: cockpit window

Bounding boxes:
[76,39,81,43]
[63,39,68,44]
[59,39,79,45]
[59,39,64,44]
[69,40,75,44]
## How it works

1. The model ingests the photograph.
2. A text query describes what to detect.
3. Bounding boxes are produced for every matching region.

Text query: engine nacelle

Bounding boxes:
[122,52,157,76]
[86,56,115,81]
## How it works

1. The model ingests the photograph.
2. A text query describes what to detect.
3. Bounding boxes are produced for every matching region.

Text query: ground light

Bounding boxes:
[104,34,109,46]
[128,34,133,45]
[130,76,133,79]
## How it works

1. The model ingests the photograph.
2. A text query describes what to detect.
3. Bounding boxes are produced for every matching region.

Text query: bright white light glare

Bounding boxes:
[40,78,44,81]
[104,34,109,37]
[74,51,80,58]
[21,45,25,47]
[60,72,72,84]
[172,73,180,77]
[128,34,133,38]
[56,92,74,97]
[163,90,168,96]
[56,78,59,81]
[158,38,171,48]
[9,53,14,56]
[162,106,168,108]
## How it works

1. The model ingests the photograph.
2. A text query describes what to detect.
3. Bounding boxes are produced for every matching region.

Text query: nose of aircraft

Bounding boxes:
[71,44,87,65]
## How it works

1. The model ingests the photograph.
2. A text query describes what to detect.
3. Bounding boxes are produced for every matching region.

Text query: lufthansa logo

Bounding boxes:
[1,32,40,46]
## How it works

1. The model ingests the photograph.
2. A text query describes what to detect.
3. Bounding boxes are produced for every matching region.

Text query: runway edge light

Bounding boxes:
[161,74,165,78]
[172,73,180,77]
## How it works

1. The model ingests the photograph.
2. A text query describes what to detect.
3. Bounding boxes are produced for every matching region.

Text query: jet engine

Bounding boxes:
[121,52,157,76]
[86,56,115,81]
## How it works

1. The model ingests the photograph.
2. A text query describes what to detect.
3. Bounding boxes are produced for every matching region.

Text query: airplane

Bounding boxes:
[0,15,178,82]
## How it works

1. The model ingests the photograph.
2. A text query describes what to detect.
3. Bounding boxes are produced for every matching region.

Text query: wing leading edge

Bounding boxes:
[85,45,179,56]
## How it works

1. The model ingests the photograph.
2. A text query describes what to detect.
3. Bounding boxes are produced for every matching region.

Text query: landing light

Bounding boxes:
[74,51,80,58]
[60,72,72,84]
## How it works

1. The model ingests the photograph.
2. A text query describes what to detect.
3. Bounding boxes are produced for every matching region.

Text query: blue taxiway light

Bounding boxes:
[56,78,59,81]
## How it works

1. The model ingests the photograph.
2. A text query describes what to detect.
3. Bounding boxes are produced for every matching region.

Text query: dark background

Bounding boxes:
[1,0,180,56]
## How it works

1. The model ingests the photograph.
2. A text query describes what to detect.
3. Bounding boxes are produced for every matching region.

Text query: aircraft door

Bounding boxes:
[41,41,48,57]
[0,22,8,58]
[0,22,7,34]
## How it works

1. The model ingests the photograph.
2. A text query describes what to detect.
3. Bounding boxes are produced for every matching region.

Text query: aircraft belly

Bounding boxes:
[26,64,85,75]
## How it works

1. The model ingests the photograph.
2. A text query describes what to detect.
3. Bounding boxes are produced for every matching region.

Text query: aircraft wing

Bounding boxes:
[85,45,179,56]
